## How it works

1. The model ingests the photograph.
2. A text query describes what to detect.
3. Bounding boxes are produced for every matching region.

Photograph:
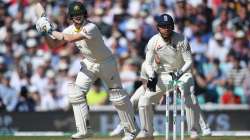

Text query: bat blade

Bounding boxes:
[34,3,46,18]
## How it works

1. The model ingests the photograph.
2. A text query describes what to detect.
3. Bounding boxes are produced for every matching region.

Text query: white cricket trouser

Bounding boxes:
[76,56,122,90]
[73,56,137,134]
[138,72,204,134]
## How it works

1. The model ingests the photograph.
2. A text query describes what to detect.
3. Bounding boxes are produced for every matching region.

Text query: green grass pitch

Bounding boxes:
[1,136,250,140]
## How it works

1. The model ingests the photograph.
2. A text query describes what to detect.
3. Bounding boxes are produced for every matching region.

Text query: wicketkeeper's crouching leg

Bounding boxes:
[178,73,210,138]
[137,90,163,139]
[130,85,146,110]
[68,83,93,139]
[109,88,139,140]
[184,85,211,137]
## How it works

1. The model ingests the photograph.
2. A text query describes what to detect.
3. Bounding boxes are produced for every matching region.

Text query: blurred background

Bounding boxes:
[0,0,250,137]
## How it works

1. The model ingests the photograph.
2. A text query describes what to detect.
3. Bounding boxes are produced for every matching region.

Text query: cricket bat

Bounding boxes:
[34,3,46,18]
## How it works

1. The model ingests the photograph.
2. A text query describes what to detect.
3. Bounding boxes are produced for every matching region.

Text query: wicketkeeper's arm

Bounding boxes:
[180,38,193,74]
[145,40,156,78]
[170,38,193,80]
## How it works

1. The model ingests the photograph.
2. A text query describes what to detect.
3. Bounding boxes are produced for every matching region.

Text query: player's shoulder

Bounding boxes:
[151,33,161,40]
[148,33,161,44]
[84,21,98,32]
[172,32,190,51]
[146,34,160,50]
[172,32,185,42]
[172,31,188,46]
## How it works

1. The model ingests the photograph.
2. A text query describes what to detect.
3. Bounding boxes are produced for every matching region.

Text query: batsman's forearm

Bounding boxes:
[52,31,91,42]
[51,31,64,40]
[45,35,65,48]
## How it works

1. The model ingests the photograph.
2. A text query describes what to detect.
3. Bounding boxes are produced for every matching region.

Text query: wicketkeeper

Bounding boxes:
[35,2,138,140]
[111,59,210,139]
[136,13,211,140]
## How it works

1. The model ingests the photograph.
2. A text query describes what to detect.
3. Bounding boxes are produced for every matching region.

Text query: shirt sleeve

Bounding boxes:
[145,37,157,77]
[62,26,71,34]
[82,23,98,40]
[180,38,193,73]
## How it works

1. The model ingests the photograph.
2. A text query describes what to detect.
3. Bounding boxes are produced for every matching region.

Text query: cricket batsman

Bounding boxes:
[35,2,138,140]
[135,13,211,139]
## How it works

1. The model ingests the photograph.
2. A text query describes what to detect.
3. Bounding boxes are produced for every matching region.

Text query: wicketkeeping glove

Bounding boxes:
[170,70,183,81]
[147,72,158,92]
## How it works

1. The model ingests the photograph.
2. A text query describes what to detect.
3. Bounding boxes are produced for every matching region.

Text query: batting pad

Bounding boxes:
[109,89,138,134]
[68,83,86,104]
[68,83,91,135]
[72,103,91,135]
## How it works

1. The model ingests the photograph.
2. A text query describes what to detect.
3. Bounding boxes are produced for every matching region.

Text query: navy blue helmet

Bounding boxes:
[155,14,174,30]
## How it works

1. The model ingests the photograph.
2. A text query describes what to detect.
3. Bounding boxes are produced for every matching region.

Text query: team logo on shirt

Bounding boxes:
[155,45,163,51]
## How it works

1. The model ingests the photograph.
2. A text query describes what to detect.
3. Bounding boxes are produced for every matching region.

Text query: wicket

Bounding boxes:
[165,80,185,140]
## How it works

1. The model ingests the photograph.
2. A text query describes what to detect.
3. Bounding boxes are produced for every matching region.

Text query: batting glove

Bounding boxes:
[36,17,54,36]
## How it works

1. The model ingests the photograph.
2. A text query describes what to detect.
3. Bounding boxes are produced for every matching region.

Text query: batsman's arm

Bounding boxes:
[44,35,65,48]
[50,23,97,43]
[51,30,92,42]
[45,30,91,48]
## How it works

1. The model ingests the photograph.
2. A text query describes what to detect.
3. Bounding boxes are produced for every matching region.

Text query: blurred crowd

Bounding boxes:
[0,0,250,112]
